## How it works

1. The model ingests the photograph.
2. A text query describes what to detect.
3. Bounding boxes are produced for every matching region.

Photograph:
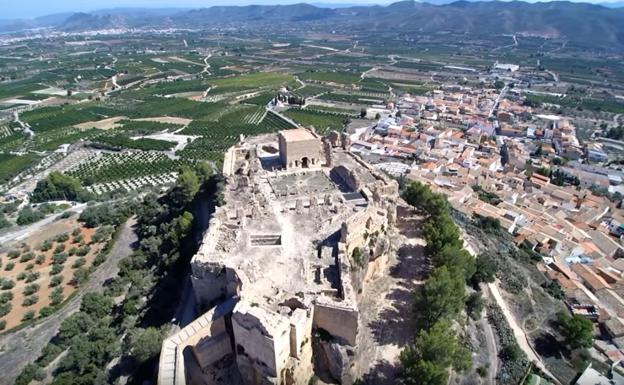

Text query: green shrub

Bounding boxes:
[0,302,12,317]
[39,306,55,318]
[15,363,45,385]
[4,262,15,271]
[37,343,63,366]
[16,206,44,225]
[49,287,63,306]
[22,310,35,321]
[93,252,107,267]
[23,283,40,296]
[35,254,45,264]
[54,244,66,253]
[7,250,20,259]
[0,291,13,303]
[0,319,5,330]
[0,278,15,290]
[40,240,52,251]
[55,233,69,243]
[25,272,40,283]
[72,258,86,269]
[19,252,35,263]
[52,253,68,265]
[50,263,63,275]
[49,275,63,287]
[71,267,90,286]
[76,245,91,257]
[22,295,39,306]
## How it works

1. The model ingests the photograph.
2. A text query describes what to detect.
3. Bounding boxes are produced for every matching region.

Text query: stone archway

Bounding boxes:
[301,157,310,168]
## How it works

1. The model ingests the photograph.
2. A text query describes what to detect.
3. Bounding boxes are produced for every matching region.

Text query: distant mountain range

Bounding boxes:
[1,1,624,50]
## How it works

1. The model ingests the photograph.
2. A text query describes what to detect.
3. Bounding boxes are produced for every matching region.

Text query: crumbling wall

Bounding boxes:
[332,165,361,191]
[313,298,359,346]
[340,206,389,257]
[191,263,241,310]
[232,303,292,383]
[315,339,354,384]
[158,303,235,385]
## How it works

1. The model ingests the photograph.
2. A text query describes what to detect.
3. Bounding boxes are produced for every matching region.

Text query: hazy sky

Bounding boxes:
[4,0,384,19]
[3,0,618,19]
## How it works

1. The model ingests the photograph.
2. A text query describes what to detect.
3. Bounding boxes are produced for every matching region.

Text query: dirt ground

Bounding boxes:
[133,116,193,126]
[354,205,429,384]
[0,217,107,330]
[74,116,127,130]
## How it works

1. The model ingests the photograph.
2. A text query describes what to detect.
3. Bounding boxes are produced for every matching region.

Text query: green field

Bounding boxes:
[283,108,350,134]
[317,92,385,105]
[66,153,189,184]
[178,110,294,162]
[0,153,41,183]
[92,134,176,151]
[208,72,296,95]
[299,70,362,85]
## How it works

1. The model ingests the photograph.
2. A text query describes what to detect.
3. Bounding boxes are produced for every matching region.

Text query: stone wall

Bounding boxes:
[157,300,236,385]
[332,165,361,191]
[279,134,322,169]
[191,262,241,310]
[232,303,292,382]
[340,205,389,257]
[313,297,359,346]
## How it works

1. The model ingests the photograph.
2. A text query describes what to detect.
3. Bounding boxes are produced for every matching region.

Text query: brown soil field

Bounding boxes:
[0,217,109,330]
[133,116,192,126]
[73,116,127,130]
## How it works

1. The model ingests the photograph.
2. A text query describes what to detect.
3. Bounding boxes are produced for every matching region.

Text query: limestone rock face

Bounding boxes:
[320,340,354,384]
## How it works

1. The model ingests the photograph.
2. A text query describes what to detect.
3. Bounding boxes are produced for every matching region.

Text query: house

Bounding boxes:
[575,364,624,385]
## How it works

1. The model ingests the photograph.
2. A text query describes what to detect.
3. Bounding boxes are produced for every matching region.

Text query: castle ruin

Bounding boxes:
[158,128,399,385]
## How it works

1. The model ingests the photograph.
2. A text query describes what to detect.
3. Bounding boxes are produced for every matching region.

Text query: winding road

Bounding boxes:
[0,218,137,384]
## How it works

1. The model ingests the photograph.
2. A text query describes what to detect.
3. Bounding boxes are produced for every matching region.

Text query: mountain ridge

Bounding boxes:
[2,1,624,50]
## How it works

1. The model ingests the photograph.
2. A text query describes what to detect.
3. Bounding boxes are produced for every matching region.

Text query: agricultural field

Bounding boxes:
[317,92,386,105]
[240,92,276,106]
[66,152,190,186]
[299,70,363,85]
[92,134,176,151]
[207,72,296,96]
[0,215,112,331]
[178,110,293,162]
[0,153,41,184]
[21,105,103,133]
[283,108,350,134]
[294,85,330,98]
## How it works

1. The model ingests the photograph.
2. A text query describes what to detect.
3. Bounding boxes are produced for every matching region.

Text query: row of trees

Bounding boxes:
[400,182,494,385]
[31,171,92,203]
[14,164,220,385]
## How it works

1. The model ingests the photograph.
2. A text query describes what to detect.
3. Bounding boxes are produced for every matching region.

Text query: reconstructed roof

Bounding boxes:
[279,128,317,142]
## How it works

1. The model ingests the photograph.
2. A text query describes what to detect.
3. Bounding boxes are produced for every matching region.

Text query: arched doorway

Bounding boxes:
[301,157,310,168]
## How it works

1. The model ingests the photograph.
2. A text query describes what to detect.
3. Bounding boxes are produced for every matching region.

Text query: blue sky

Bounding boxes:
[4,0,618,19]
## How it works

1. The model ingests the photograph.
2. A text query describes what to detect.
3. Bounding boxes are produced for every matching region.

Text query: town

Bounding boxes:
[1,2,624,385]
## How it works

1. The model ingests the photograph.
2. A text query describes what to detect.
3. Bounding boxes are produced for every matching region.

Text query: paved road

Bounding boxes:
[0,218,137,384]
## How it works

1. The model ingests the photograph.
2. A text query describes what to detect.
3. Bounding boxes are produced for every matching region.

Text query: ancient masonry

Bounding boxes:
[158,128,399,385]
